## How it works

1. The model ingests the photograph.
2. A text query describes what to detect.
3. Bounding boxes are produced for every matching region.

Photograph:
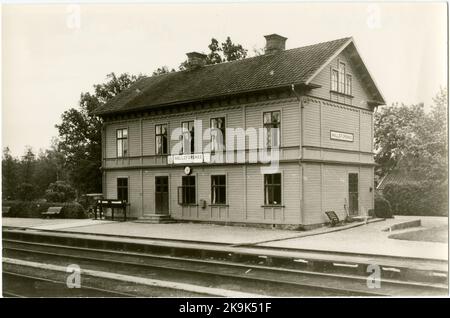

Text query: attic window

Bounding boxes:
[331,70,338,91]
[331,61,352,96]
[345,74,352,95]
[338,62,346,93]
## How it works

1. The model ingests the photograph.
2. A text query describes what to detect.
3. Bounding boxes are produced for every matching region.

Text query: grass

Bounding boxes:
[389,225,448,243]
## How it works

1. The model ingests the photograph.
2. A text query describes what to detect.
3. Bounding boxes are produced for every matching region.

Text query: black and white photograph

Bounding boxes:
[0,0,448,303]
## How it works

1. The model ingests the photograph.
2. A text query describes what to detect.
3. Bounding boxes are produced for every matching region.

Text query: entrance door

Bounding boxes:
[155,176,169,214]
[348,173,359,216]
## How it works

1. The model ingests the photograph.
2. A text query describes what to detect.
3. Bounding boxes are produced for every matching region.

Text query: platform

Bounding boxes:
[2,216,448,261]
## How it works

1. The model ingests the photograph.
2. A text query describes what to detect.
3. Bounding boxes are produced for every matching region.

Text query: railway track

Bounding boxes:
[3,233,448,297]
[3,271,137,297]
[3,228,448,281]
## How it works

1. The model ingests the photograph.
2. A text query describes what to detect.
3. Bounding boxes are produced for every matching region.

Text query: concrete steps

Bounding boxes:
[134,214,176,224]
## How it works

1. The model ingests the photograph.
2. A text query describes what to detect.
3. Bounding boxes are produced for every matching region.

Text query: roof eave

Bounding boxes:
[368,100,385,107]
[95,82,319,117]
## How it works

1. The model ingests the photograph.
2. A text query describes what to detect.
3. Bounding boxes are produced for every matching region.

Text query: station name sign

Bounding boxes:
[168,153,211,164]
[330,130,354,142]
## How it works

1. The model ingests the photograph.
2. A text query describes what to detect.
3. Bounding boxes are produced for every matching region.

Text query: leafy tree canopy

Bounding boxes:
[56,73,145,196]
[375,87,448,185]
[152,66,175,76]
[179,36,248,70]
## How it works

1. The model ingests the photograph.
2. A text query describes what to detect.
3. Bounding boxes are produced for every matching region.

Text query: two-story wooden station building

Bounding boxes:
[95,34,385,229]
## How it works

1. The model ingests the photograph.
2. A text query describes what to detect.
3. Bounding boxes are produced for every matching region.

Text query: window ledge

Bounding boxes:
[261,205,285,208]
[179,204,198,207]
[209,204,229,207]
[330,90,354,98]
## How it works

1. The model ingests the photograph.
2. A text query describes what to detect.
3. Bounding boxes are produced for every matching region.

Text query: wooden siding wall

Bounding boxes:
[105,120,141,158]
[309,48,372,110]
[105,163,302,224]
[105,98,301,162]
[104,169,142,218]
[302,96,374,164]
[303,163,374,225]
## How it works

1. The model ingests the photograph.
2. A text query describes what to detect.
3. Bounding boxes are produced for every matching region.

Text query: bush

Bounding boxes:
[3,200,87,219]
[45,181,76,203]
[383,182,448,216]
[374,193,393,218]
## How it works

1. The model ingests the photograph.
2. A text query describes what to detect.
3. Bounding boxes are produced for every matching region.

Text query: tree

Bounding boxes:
[20,146,36,184]
[179,36,248,70]
[46,137,68,182]
[152,66,175,76]
[32,148,60,198]
[252,46,265,57]
[375,88,448,215]
[16,183,37,201]
[56,72,145,196]
[205,38,223,65]
[221,37,247,62]
[2,147,18,200]
[374,103,428,178]
[375,92,447,182]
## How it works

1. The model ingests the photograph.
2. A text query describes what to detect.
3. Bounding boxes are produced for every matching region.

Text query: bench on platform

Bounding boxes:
[41,206,63,218]
[2,206,11,216]
[325,211,340,227]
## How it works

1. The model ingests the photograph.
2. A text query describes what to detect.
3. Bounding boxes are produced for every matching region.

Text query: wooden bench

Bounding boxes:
[2,206,11,216]
[41,206,63,218]
[325,211,340,226]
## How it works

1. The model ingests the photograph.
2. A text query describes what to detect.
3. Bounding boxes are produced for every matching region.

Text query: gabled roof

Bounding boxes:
[95,37,384,116]
[377,170,421,190]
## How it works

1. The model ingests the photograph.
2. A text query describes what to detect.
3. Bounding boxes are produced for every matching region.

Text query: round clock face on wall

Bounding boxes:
[184,166,191,175]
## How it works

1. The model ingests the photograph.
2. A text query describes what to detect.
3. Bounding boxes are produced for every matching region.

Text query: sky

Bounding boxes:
[1,1,448,157]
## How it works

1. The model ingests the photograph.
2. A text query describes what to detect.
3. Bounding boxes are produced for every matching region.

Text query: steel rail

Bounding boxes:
[2,270,137,297]
[4,239,447,296]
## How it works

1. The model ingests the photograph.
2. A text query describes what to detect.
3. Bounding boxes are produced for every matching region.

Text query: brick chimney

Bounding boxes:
[264,34,287,54]
[186,52,207,69]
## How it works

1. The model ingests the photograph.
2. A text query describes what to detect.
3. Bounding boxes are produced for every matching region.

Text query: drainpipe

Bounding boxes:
[290,84,303,153]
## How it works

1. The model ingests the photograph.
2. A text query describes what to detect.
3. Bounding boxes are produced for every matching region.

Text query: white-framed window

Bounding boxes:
[338,62,346,93]
[264,173,282,205]
[117,177,128,202]
[178,175,196,205]
[332,61,352,96]
[345,74,352,95]
[263,111,281,148]
[210,117,226,153]
[181,121,195,154]
[155,124,168,155]
[331,69,339,92]
[116,128,128,157]
[211,175,226,205]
